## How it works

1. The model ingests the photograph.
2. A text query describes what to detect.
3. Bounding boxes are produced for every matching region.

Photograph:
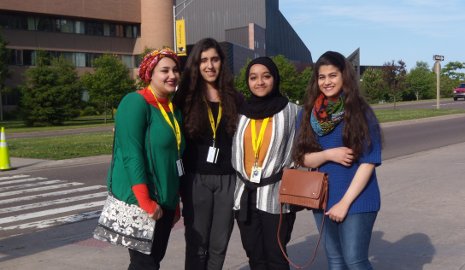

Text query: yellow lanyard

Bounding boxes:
[148,85,182,156]
[251,117,270,162]
[206,102,222,143]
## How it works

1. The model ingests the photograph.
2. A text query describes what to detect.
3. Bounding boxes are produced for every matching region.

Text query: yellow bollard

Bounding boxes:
[0,127,12,170]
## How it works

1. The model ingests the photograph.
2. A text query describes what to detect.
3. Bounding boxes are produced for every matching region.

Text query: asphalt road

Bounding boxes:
[382,114,465,159]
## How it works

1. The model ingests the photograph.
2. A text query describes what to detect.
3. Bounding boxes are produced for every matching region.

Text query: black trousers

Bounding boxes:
[127,208,175,270]
[181,173,236,270]
[236,192,296,270]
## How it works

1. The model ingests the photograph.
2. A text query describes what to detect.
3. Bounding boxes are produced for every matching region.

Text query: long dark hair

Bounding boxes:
[173,38,239,138]
[293,51,380,165]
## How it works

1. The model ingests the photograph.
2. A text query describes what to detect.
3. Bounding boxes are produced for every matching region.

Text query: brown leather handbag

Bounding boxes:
[279,168,328,210]
[277,168,329,269]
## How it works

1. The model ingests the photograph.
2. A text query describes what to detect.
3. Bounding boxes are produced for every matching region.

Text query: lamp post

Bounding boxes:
[433,55,444,109]
[173,0,194,54]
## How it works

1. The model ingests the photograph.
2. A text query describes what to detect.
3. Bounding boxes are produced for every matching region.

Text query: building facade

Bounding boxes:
[175,0,312,73]
[1,0,312,106]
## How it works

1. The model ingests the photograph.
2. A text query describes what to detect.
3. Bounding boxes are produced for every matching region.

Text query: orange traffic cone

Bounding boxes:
[0,127,12,171]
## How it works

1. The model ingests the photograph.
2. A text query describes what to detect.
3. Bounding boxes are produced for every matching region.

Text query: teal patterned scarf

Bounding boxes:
[310,93,345,136]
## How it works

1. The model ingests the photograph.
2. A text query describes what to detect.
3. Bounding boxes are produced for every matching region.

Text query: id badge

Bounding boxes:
[250,166,262,183]
[206,146,219,164]
[176,159,185,177]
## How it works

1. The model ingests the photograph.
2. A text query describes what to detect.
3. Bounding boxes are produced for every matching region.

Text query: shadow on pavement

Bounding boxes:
[371,231,435,270]
[0,219,97,263]
[233,229,435,270]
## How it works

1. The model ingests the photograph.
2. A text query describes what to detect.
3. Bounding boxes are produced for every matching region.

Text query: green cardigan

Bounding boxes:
[108,91,185,210]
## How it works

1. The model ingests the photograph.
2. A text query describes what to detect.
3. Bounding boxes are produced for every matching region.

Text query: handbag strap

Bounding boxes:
[277,205,326,269]
[276,166,328,269]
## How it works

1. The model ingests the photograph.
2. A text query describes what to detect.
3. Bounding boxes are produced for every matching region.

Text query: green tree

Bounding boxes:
[382,60,407,107]
[0,34,10,121]
[439,61,464,98]
[361,68,386,103]
[293,66,312,104]
[21,52,82,126]
[234,58,251,98]
[404,61,435,100]
[439,74,456,98]
[272,55,300,101]
[81,54,135,123]
[441,61,465,81]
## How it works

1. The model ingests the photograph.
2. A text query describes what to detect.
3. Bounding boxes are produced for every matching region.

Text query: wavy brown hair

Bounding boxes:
[173,38,239,138]
[293,51,381,165]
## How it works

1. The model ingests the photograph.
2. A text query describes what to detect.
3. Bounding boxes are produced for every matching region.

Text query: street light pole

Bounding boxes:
[433,55,444,110]
[172,0,194,53]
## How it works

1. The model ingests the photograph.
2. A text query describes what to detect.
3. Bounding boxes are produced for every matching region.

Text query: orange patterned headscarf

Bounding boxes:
[138,48,180,84]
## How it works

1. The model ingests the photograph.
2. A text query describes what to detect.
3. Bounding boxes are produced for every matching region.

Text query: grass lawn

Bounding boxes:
[8,132,113,160]
[3,108,465,160]
[375,108,465,122]
[0,115,114,133]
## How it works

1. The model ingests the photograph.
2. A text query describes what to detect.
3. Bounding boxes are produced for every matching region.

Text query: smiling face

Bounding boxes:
[247,64,274,97]
[317,64,343,98]
[150,57,180,98]
[199,48,221,85]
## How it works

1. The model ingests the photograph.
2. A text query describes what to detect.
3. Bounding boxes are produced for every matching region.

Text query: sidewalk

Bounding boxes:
[1,142,465,269]
[5,155,111,173]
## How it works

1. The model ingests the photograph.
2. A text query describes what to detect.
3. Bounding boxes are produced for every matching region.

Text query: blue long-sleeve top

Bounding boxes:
[297,112,382,214]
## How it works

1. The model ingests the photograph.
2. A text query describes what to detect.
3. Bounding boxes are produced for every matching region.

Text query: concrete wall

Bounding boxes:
[135,0,174,53]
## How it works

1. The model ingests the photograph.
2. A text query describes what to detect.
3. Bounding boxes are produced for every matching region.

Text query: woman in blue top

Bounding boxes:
[293,51,382,270]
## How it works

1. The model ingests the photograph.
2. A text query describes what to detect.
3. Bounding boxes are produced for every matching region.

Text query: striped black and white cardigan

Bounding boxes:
[232,102,301,214]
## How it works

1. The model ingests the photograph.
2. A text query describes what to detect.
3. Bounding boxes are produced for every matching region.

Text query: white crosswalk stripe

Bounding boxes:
[0,174,107,235]
[0,177,48,186]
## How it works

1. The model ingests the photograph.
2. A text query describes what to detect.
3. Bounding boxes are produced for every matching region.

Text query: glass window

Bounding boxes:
[75,53,86,67]
[132,25,139,37]
[75,21,85,34]
[103,23,110,36]
[23,50,36,66]
[62,52,74,64]
[85,53,101,67]
[37,18,54,31]
[125,25,133,38]
[27,17,37,30]
[115,24,124,37]
[0,14,25,30]
[8,50,23,65]
[85,22,104,36]
[60,19,74,33]
[121,55,133,68]
[134,55,142,68]
[110,24,117,37]
[0,14,9,29]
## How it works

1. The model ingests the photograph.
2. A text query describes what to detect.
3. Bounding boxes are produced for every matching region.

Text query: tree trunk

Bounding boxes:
[104,100,108,124]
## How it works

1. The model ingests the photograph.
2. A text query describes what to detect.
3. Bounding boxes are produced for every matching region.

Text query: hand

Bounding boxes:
[150,204,163,221]
[325,201,350,223]
[328,147,354,167]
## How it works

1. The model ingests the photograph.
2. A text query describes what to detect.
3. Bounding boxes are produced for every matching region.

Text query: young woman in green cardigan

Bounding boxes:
[110,48,185,270]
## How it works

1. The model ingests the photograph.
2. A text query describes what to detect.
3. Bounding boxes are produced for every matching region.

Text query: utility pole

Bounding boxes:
[433,55,444,110]
[173,0,193,55]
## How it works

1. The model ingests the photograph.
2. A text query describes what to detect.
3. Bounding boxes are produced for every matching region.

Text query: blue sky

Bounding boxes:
[279,0,465,70]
